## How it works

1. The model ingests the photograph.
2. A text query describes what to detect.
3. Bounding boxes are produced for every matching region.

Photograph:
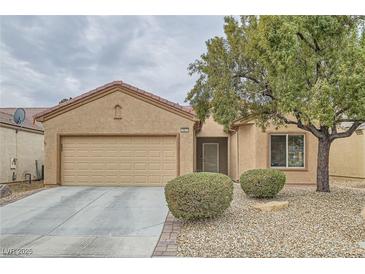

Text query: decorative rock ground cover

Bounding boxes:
[0,181,46,206]
[0,184,12,198]
[252,201,289,212]
[177,184,365,257]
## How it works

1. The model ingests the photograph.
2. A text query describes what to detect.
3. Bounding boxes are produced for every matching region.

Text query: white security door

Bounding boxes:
[202,143,219,173]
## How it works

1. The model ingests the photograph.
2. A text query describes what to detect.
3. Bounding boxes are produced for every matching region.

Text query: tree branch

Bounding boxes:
[277,115,298,125]
[315,61,320,83]
[335,107,350,119]
[296,32,322,84]
[302,123,324,138]
[234,73,260,84]
[313,37,321,52]
[336,119,365,123]
[235,73,275,101]
[330,121,363,141]
[262,84,275,100]
[296,32,317,51]
[292,109,324,138]
[275,112,323,138]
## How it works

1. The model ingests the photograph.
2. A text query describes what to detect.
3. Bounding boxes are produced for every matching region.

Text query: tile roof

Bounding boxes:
[0,108,48,131]
[34,81,196,121]
[182,105,195,114]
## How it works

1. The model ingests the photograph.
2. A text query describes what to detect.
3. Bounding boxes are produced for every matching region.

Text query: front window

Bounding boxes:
[270,134,305,168]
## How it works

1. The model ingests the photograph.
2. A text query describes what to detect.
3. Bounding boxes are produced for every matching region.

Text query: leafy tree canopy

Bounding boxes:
[187,16,365,138]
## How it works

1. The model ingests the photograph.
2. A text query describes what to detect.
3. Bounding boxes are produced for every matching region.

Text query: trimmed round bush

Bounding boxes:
[240,169,286,198]
[165,172,233,220]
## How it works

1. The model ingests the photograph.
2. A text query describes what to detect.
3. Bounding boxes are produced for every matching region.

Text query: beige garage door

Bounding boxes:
[61,135,177,186]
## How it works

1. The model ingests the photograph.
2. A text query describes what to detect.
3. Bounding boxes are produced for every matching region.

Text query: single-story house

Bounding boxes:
[330,124,365,183]
[0,108,46,183]
[34,81,318,186]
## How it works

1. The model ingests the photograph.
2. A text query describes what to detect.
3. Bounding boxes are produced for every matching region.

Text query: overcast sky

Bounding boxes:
[0,16,225,107]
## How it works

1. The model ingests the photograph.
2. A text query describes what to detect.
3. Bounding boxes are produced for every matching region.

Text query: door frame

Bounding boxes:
[196,137,228,175]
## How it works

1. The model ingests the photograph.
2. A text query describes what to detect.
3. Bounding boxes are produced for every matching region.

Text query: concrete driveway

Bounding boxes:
[0,186,168,257]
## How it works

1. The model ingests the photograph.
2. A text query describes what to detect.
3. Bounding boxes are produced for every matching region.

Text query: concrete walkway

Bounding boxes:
[0,186,168,257]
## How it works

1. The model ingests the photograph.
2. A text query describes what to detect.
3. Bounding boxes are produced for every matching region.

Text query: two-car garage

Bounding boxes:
[35,81,196,187]
[61,135,178,186]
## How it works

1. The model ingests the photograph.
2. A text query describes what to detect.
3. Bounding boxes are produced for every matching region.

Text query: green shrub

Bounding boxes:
[240,169,286,198]
[165,172,233,220]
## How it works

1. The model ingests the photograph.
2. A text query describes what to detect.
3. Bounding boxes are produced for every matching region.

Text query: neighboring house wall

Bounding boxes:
[0,126,44,183]
[330,130,365,182]
[42,88,195,185]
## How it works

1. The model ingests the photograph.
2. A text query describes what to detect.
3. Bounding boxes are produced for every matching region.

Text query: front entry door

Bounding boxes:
[202,143,219,172]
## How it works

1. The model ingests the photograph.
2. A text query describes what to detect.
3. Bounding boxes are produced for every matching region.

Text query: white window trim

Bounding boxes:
[269,134,305,169]
[202,143,219,173]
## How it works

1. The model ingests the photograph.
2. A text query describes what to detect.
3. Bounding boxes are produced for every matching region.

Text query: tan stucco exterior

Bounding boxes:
[229,131,238,179]
[330,129,365,182]
[195,116,318,184]
[0,126,44,183]
[37,82,320,186]
[197,116,228,137]
[228,122,318,184]
[41,87,195,186]
[254,124,318,184]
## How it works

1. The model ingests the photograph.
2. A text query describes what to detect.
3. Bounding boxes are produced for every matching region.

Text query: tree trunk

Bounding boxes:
[316,138,331,192]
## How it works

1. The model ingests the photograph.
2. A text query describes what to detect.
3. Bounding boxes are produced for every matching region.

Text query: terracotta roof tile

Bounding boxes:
[182,106,195,114]
[34,81,196,121]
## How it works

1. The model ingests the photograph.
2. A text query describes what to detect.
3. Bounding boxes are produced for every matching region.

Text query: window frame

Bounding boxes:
[268,133,306,170]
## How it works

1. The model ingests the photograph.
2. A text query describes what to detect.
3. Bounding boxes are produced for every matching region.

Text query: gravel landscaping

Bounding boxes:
[331,179,365,190]
[0,181,46,206]
[177,183,365,257]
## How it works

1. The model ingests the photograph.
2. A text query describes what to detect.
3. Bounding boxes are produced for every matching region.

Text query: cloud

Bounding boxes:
[0,16,225,107]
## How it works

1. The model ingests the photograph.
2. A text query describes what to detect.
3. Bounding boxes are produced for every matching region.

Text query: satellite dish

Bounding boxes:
[13,108,26,125]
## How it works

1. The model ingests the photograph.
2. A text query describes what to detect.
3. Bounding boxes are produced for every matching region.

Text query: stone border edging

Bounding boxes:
[152,211,182,257]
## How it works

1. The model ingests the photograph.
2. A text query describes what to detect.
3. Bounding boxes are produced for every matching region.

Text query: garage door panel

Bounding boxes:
[149,163,162,170]
[118,163,132,170]
[162,175,175,182]
[132,149,147,155]
[163,150,175,157]
[61,136,177,186]
[148,176,162,184]
[163,163,176,170]
[149,151,161,157]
